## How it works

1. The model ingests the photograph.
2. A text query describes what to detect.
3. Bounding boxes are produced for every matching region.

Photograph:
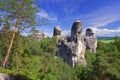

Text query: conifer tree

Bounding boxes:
[0,0,37,68]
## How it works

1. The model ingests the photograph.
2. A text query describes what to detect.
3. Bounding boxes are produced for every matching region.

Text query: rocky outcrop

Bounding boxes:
[71,21,82,42]
[84,28,97,53]
[71,21,86,66]
[54,21,97,67]
[34,32,45,41]
[0,73,31,80]
[0,73,11,80]
[53,26,61,37]
[56,21,87,67]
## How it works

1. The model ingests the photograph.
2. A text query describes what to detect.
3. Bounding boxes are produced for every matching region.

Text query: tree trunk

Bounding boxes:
[15,27,21,72]
[5,24,10,50]
[2,27,16,68]
[2,0,22,68]
[15,52,19,72]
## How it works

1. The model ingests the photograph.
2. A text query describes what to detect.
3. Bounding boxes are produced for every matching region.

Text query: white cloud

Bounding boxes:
[63,4,120,28]
[44,27,120,37]
[36,10,48,18]
[48,17,57,21]
[44,30,71,37]
[61,30,71,36]
[83,5,120,28]
[44,32,53,37]
[90,27,120,36]
[41,0,85,16]
[38,0,120,37]
[62,0,85,16]
[81,4,120,37]
[36,10,57,22]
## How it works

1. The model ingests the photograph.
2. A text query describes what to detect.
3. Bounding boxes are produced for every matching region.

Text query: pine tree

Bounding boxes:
[0,0,37,69]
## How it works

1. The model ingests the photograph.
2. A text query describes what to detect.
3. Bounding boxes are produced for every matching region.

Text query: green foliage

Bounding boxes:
[39,54,73,80]
[99,39,114,43]
[74,52,120,80]
[0,35,73,80]
[0,34,6,61]
[73,37,120,80]
[0,0,76,80]
[93,52,120,80]
[97,37,120,53]
[1,34,120,80]
[73,52,96,80]
[0,56,40,80]
[0,0,36,27]
[37,37,73,80]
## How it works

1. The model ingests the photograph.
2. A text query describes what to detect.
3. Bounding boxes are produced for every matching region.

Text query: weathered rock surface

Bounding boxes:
[57,38,76,66]
[84,28,97,53]
[56,21,87,67]
[71,21,82,42]
[71,21,86,66]
[54,21,97,67]
[53,26,61,37]
[34,32,45,41]
[0,73,11,80]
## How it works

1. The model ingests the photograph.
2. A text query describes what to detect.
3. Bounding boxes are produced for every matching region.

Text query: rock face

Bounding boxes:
[54,21,97,67]
[71,21,82,42]
[34,32,45,41]
[0,73,11,80]
[84,28,97,53]
[56,21,87,67]
[71,21,86,66]
[53,26,61,37]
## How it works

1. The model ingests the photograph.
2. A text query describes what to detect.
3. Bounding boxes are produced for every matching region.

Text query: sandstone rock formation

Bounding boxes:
[53,26,61,37]
[0,73,11,80]
[54,21,97,67]
[71,21,86,66]
[56,21,87,67]
[34,32,45,41]
[71,21,82,42]
[84,28,97,53]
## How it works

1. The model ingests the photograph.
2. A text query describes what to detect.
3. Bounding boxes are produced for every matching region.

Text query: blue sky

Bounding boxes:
[35,0,120,37]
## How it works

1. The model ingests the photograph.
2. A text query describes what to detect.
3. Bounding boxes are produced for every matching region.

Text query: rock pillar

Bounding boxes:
[71,21,82,42]
[53,26,61,37]
[71,21,86,67]
[84,28,97,53]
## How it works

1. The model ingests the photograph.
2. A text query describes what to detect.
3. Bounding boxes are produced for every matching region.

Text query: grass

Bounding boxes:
[99,39,114,43]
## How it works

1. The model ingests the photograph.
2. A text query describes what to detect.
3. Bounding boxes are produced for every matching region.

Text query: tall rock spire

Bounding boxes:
[84,28,97,53]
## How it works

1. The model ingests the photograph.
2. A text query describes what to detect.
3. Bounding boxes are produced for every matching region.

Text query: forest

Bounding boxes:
[0,0,120,80]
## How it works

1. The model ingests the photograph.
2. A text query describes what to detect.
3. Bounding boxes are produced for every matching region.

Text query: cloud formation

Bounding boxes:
[81,4,120,36]
[61,30,71,36]
[89,27,120,36]
[36,9,57,22]
[83,5,120,28]
[44,32,53,37]
[36,0,120,37]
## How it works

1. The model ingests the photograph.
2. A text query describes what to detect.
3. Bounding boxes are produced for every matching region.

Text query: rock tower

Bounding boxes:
[84,28,97,53]
[53,21,97,67]
[56,21,87,67]
[53,26,61,37]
